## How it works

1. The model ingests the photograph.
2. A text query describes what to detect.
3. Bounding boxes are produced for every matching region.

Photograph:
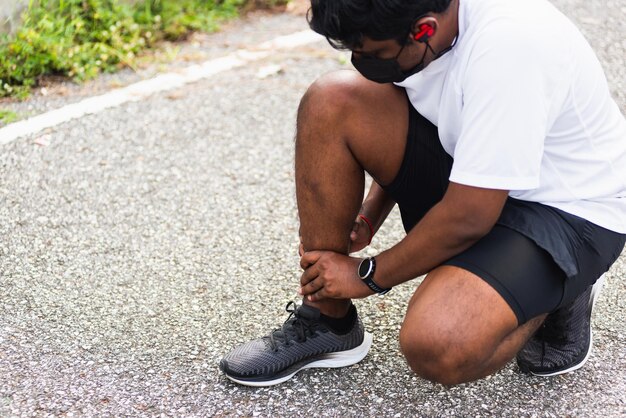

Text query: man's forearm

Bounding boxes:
[373,184,508,289]
[374,202,482,288]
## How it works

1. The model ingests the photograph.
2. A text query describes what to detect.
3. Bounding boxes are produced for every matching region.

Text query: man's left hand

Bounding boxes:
[299,251,374,301]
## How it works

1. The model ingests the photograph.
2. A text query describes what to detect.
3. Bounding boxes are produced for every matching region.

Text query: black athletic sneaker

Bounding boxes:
[517,275,605,377]
[219,302,372,387]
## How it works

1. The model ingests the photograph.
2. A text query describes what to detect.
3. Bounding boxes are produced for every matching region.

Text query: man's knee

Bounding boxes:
[399,320,483,386]
[296,69,408,184]
[298,70,366,122]
[298,69,406,124]
[398,266,521,385]
[399,320,469,386]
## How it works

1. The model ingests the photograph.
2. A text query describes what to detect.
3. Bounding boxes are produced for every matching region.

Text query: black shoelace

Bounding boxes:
[266,302,319,352]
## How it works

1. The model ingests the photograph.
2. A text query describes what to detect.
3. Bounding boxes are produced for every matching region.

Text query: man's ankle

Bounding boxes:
[320,304,357,334]
[303,298,352,318]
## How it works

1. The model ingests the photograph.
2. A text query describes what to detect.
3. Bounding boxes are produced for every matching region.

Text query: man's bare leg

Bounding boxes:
[399,266,546,385]
[219,70,409,387]
[295,70,409,317]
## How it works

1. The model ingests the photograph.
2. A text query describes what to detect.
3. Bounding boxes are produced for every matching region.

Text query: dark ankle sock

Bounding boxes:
[320,304,357,334]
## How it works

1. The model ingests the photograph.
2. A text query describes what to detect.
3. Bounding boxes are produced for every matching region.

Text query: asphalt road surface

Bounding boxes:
[1,1,625,416]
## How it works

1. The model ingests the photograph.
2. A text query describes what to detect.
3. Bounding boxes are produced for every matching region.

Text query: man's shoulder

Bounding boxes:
[462,0,576,48]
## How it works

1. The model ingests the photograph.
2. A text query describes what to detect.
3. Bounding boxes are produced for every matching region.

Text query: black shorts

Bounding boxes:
[381,101,626,325]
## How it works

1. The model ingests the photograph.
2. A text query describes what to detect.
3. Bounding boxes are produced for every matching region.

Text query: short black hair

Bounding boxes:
[308,0,454,50]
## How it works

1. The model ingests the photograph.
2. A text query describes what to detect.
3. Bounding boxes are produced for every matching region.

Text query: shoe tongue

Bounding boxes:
[296,304,321,321]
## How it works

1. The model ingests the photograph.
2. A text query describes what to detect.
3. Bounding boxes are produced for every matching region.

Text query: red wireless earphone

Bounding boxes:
[414,24,435,43]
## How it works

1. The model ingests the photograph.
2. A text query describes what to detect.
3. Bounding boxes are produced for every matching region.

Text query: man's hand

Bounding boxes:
[299,251,374,302]
[349,215,372,253]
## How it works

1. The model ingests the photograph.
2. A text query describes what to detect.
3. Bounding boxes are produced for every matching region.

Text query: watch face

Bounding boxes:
[359,258,372,278]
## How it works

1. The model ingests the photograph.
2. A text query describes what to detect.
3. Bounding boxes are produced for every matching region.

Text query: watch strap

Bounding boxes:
[363,276,391,295]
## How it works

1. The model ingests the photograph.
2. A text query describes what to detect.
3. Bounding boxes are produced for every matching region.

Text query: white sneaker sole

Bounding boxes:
[530,274,605,377]
[225,332,373,387]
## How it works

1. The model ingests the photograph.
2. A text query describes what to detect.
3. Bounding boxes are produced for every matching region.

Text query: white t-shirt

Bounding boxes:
[396,0,626,233]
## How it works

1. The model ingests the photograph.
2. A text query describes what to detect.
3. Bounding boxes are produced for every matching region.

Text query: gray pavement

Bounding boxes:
[1,1,625,417]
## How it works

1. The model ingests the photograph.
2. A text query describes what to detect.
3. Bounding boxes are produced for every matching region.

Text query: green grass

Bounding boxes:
[0,0,288,99]
[0,109,19,124]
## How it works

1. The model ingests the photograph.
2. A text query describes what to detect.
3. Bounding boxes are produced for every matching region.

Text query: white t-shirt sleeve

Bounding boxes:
[450,23,551,191]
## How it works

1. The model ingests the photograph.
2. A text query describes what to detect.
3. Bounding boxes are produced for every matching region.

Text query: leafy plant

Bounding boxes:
[0,0,287,98]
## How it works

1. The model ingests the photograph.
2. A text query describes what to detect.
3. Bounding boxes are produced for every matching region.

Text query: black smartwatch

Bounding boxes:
[358,257,391,295]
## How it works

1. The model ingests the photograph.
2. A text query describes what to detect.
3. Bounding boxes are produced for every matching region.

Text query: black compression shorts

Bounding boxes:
[381,99,626,324]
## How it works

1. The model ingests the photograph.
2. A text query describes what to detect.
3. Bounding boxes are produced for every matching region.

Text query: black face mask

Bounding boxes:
[351,40,450,84]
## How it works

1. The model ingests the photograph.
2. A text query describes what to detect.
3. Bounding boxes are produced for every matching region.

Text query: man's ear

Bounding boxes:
[411,17,437,43]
